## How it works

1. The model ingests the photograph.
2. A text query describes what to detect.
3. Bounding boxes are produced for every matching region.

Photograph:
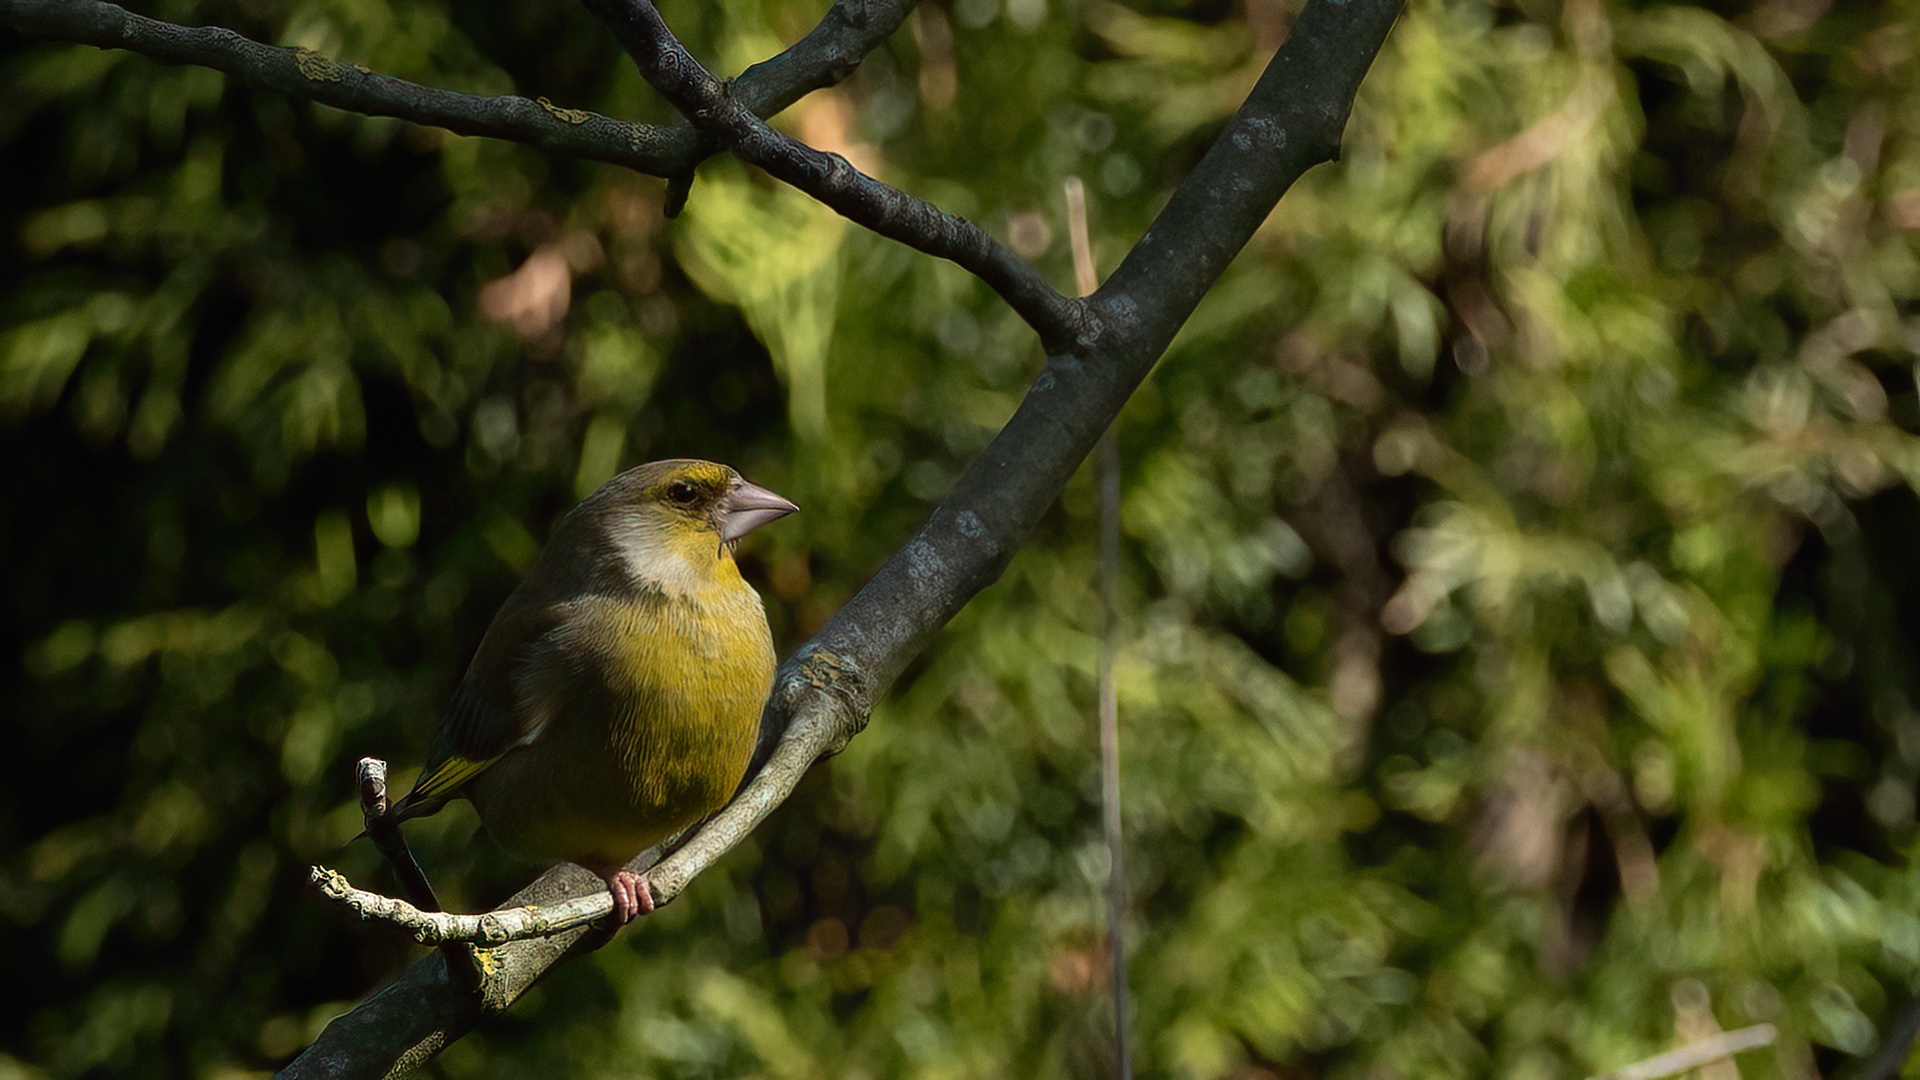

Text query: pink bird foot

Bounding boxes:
[587,865,655,926]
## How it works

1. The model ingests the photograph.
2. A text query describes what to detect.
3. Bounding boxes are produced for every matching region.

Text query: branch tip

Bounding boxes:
[584,0,1079,346]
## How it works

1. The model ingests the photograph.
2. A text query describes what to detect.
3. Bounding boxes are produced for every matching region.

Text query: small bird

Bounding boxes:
[390,459,797,924]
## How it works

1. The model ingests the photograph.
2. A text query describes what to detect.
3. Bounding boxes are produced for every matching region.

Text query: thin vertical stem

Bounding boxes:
[1096,428,1128,1080]
[1066,177,1132,1080]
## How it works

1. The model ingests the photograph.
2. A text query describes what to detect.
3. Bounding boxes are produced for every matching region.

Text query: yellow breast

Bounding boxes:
[471,568,774,866]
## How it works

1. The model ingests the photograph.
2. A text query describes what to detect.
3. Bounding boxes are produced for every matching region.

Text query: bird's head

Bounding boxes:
[584,459,798,592]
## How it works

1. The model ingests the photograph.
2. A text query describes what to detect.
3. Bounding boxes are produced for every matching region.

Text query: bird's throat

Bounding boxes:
[611,518,741,599]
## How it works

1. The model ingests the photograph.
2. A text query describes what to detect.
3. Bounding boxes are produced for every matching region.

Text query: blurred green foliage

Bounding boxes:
[8,0,1920,1076]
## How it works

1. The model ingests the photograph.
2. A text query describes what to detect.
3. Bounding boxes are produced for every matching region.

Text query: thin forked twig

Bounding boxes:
[311,866,614,946]
[309,690,849,949]
[580,0,1093,353]
[0,0,913,182]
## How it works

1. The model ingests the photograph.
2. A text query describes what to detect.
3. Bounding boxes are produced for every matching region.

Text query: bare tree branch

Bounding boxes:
[0,0,914,180]
[353,757,484,992]
[726,0,920,145]
[657,0,921,212]
[312,866,614,945]
[581,0,1093,353]
[277,0,1401,1072]
[278,862,616,1079]
[308,697,844,948]
[280,681,848,1078]
[2,0,1078,340]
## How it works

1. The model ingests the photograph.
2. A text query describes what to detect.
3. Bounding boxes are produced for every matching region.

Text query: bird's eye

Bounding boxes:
[667,481,699,505]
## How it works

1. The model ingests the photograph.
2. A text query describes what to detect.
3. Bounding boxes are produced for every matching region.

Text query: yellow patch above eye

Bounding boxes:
[409,755,499,802]
[665,463,732,493]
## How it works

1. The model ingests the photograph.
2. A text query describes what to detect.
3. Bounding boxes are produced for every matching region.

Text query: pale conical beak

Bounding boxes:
[718,479,799,543]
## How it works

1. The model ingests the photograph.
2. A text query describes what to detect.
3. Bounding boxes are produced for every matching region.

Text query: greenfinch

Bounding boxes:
[391,459,797,924]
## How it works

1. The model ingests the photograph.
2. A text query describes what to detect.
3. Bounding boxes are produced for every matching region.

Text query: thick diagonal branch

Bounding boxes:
[0,0,913,180]
[582,0,1092,353]
[277,0,1401,1073]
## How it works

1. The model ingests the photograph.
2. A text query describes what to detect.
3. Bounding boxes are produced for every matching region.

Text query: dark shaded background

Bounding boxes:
[8,0,1920,1076]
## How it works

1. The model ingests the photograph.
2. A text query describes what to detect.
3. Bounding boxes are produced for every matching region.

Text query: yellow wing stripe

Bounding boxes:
[408,755,499,802]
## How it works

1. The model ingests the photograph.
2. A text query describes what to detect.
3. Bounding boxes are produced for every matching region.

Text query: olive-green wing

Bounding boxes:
[391,680,519,819]
[391,599,603,819]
